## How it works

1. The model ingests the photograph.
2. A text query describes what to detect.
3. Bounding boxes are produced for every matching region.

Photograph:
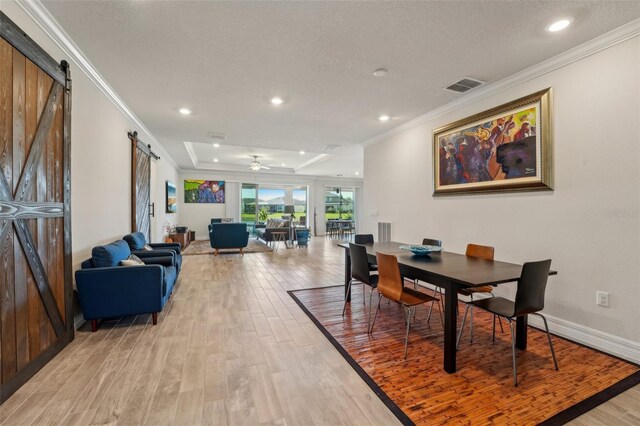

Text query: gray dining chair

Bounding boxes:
[461,259,558,386]
[343,243,379,332]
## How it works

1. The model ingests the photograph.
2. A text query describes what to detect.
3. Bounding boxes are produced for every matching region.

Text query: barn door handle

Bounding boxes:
[150,202,155,218]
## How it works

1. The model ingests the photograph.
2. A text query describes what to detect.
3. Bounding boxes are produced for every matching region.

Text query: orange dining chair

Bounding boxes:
[456,244,504,349]
[370,252,441,359]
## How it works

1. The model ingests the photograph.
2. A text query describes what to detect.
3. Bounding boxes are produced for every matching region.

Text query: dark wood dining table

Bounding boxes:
[338,241,557,374]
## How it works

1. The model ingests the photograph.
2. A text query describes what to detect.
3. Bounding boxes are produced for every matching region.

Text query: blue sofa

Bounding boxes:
[208,223,249,255]
[123,232,182,273]
[75,240,177,331]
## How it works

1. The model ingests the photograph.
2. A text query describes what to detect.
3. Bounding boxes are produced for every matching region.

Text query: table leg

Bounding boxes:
[516,314,528,350]
[344,250,352,302]
[444,283,458,373]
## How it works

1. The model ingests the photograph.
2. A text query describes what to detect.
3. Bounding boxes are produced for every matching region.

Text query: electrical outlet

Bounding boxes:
[596,291,609,307]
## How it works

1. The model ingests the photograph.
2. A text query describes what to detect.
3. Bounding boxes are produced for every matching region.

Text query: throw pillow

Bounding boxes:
[222,218,234,223]
[276,220,285,228]
[143,244,153,251]
[120,254,144,266]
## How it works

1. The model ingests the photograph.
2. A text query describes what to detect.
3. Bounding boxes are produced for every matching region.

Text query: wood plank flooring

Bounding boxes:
[293,284,639,424]
[0,237,638,425]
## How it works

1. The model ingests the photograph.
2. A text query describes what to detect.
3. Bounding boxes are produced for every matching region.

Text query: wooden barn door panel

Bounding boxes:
[130,131,158,242]
[0,14,73,402]
[135,151,151,241]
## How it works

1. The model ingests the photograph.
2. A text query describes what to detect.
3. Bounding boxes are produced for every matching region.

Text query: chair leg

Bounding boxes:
[367,287,375,333]
[490,293,505,333]
[426,286,439,323]
[492,314,496,342]
[152,312,158,325]
[342,280,354,317]
[456,304,471,350]
[404,306,413,359]
[369,294,382,334]
[508,319,518,386]
[469,295,474,343]
[91,319,98,332]
[534,313,559,371]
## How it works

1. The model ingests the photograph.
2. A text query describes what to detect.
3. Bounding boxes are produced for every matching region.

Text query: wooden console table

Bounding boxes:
[170,230,191,248]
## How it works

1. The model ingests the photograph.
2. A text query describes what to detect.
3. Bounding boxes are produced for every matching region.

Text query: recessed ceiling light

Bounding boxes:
[213,158,219,162]
[373,68,387,77]
[299,150,305,155]
[213,143,220,148]
[271,97,284,105]
[281,163,286,166]
[378,115,390,122]
[355,172,360,175]
[179,108,192,115]
[547,18,572,32]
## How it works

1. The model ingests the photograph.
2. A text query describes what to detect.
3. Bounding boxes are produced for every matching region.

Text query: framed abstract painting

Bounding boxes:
[166,180,177,213]
[184,180,225,203]
[433,88,553,195]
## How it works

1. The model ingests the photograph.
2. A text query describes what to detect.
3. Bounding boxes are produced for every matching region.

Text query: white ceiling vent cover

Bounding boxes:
[445,77,485,93]
[322,144,340,151]
[207,131,227,141]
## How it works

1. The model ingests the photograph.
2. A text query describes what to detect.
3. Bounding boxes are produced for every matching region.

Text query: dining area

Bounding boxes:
[325,219,356,238]
[338,235,558,385]
[286,235,639,425]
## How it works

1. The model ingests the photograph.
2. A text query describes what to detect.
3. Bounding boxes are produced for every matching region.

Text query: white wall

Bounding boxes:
[179,170,363,238]
[363,36,640,344]
[3,2,181,270]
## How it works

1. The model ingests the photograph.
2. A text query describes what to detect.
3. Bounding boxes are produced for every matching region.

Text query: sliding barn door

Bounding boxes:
[135,143,151,240]
[0,13,73,403]
[130,131,158,242]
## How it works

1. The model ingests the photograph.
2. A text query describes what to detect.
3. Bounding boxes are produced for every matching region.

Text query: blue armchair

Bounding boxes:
[123,232,182,273]
[208,223,249,255]
[75,240,177,331]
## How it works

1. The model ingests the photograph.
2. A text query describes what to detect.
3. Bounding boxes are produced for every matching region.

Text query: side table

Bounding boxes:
[271,230,288,250]
[170,230,191,248]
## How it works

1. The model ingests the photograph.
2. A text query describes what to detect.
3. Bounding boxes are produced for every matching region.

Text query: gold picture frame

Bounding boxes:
[433,88,553,195]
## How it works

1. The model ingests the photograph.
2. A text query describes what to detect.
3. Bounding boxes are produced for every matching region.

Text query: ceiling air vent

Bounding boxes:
[207,131,227,141]
[322,144,340,151]
[445,77,485,93]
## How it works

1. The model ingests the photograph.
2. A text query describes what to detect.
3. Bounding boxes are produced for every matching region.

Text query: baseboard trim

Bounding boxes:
[417,282,640,364]
[528,314,640,365]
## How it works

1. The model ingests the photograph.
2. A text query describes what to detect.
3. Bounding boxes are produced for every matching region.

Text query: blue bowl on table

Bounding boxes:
[399,245,442,256]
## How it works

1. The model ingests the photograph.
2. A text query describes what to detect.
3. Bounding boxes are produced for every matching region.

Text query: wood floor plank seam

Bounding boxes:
[1,238,638,426]
[288,282,640,426]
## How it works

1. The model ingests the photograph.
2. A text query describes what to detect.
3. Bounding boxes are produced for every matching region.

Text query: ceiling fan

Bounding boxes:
[249,155,271,171]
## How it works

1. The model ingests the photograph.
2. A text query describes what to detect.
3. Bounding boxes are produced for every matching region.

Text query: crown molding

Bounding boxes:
[362,18,640,147]
[15,0,180,170]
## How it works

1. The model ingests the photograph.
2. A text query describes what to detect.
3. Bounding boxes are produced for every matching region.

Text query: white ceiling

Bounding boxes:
[42,1,640,177]
[184,141,362,177]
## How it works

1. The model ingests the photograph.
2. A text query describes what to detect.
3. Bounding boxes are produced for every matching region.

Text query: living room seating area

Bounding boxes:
[75,238,179,332]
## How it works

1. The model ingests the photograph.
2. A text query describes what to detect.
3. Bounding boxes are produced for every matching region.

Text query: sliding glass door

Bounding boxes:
[241,183,257,224]
[325,187,355,221]
[241,183,308,224]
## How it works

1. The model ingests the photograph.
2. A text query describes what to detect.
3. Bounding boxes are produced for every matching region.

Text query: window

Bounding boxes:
[241,183,257,223]
[242,184,309,223]
[258,187,286,221]
[325,188,355,221]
